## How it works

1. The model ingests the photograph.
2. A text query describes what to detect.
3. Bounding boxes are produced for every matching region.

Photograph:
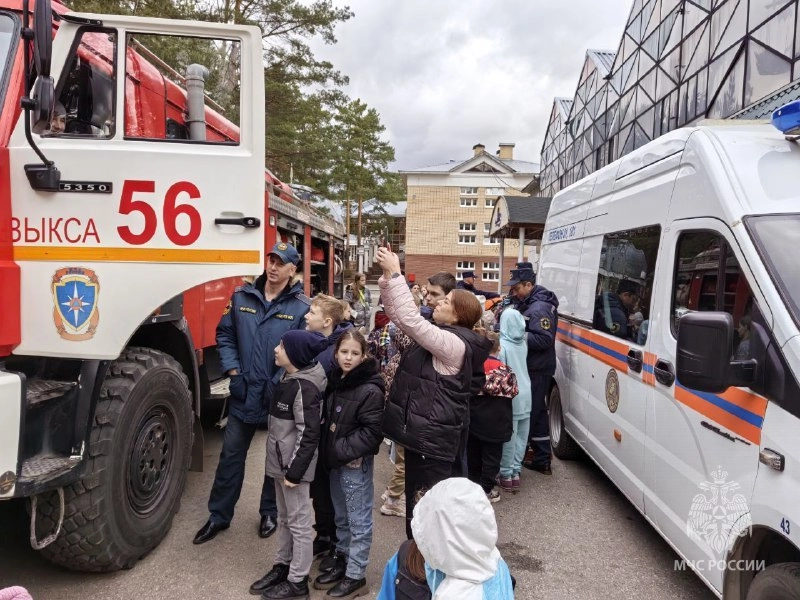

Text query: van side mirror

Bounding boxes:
[676,312,756,393]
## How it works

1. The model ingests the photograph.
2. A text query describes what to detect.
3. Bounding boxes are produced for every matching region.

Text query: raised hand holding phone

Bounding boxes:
[376,247,401,279]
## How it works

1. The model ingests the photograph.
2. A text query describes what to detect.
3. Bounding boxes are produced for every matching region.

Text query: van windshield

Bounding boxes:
[0,13,16,110]
[746,214,800,327]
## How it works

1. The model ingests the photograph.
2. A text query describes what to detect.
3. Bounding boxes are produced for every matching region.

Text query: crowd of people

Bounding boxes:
[190,241,560,600]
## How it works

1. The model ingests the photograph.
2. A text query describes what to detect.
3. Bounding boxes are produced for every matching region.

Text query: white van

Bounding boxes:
[537,104,800,600]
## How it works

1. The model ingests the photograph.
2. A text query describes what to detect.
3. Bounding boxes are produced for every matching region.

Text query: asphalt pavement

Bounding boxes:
[0,424,715,599]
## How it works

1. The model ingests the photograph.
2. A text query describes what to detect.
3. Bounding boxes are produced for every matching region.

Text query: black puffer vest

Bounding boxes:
[382,325,478,462]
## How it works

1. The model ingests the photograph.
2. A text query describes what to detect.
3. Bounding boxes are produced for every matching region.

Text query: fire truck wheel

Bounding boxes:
[549,385,581,460]
[37,347,193,572]
[746,563,800,600]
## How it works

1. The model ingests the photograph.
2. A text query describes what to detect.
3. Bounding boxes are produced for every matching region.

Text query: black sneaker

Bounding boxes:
[250,563,290,595]
[314,553,346,590]
[261,576,309,600]
[326,576,368,598]
[319,549,345,573]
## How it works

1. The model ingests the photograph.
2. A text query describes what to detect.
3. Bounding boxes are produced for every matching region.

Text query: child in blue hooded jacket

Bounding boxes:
[497,308,532,493]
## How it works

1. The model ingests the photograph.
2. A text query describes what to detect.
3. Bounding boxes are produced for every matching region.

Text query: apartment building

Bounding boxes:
[400,143,539,290]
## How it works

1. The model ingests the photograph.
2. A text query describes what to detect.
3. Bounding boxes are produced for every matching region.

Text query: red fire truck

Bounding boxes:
[0,0,343,571]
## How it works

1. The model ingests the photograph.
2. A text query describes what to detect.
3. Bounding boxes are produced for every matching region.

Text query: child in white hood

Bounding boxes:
[411,478,514,599]
[377,478,515,600]
[497,308,532,493]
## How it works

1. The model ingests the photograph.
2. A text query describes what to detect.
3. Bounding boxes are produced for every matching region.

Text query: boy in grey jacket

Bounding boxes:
[250,330,328,600]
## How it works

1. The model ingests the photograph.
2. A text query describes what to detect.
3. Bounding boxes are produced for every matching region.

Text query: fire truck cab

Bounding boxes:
[0,0,272,571]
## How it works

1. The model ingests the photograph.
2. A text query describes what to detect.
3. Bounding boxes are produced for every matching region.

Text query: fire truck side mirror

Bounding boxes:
[27,75,54,135]
[20,0,60,189]
[33,0,52,78]
[26,0,54,134]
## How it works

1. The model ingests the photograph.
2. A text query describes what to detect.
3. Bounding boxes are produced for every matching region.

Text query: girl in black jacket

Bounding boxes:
[314,330,385,598]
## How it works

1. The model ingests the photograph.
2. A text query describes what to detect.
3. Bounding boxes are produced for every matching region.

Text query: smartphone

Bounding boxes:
[386,242,392,252]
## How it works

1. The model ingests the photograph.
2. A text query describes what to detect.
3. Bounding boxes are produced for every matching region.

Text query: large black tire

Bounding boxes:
[549,385,581,460]
[746,563,800,600]
[37,347,193,571]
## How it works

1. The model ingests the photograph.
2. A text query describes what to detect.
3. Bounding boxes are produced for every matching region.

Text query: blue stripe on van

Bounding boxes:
[675,383,764,429]
[558,325,628,365]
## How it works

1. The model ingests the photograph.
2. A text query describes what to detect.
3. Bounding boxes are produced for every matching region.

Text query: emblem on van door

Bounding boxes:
[52,267,100,341]
[687,467,751,555]
[605,369,620,413]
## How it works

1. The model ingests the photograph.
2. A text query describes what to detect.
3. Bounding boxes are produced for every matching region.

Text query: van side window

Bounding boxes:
[52,29,116,138]
[672,231,753,357]
[593,225,660,344]
[124,33,240,143]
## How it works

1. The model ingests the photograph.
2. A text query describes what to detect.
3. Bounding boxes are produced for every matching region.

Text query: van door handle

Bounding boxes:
[627,349,643,373]
[654,359,675,387]
[214,216,261,228]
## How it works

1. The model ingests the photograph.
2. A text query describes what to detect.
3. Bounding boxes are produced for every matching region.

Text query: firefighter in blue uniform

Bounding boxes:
[506,265,559,475]
[194,242,311,544]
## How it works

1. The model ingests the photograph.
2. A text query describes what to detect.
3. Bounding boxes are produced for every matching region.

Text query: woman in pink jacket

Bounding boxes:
[375,248,487,539]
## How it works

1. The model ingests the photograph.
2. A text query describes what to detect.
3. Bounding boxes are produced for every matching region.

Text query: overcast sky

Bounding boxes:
[308,1,633,171]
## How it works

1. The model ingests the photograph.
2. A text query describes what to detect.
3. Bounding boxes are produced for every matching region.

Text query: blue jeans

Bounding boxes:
[330,455,374,579]
[208,413,277,525]
[500,417,531,477]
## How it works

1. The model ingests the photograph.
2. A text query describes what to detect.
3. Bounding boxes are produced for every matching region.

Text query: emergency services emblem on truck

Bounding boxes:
[51,267,100,341]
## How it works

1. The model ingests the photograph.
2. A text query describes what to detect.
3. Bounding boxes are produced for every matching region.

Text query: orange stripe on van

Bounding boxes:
[674,386,762,445]
[557,321,766,443]
[718,386,768,416]
[557,323,628,373]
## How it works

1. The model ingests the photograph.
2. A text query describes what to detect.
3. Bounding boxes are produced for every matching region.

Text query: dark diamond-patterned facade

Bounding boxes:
[539,0,800,198]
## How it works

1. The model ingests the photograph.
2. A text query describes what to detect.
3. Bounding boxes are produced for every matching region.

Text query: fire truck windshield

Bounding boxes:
[0,13,16,109]
[746,214,800,328]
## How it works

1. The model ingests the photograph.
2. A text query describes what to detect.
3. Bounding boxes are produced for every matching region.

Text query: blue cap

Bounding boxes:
[516,262,534,270]
[505,268,535,287]
[269,242,300,266]
[461,270,476,279]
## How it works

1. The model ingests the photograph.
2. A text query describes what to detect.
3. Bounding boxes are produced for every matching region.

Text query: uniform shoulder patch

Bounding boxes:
[296,293,312,306]
[610,322,620,333]
[222,300,232,315]
[540,317,551,331]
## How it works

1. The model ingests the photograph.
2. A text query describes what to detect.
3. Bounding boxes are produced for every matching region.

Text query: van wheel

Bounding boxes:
[37,347,193,572]
[549,385,580,460]
[746,563,800,600]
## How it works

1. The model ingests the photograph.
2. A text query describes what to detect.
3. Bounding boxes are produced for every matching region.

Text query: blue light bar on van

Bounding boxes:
[771,100,800,135]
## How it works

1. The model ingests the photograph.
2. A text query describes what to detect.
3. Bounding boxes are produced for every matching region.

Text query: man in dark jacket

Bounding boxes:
[492,262,535,329]
[456,270,500,299]
[593,279,639,340]
[507,267,559,475]
[194,242,311,545]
